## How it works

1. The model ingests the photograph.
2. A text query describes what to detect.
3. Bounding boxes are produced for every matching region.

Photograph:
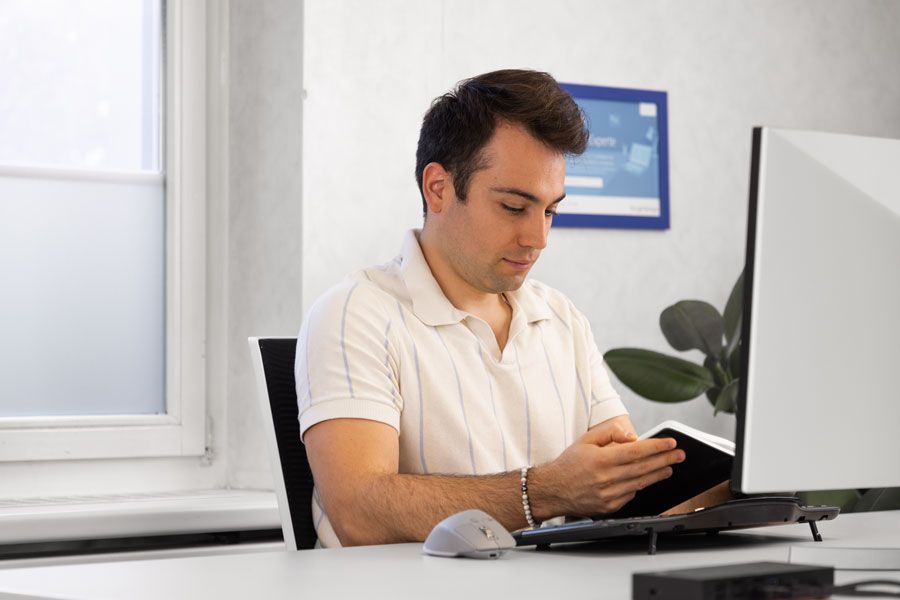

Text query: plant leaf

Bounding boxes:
[705,386,721,408]
[604,348,715,403]
[723,272,744,359]
[714,379,739,415]
[704,356,726,387]
[797,489,861,512]
[660,300,724,359]
[853,487,900,512]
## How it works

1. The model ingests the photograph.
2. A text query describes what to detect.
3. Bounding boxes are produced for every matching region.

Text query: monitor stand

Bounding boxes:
[790,544,900,571]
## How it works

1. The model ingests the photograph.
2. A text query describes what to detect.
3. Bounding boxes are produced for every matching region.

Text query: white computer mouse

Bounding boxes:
[423,509,517,559]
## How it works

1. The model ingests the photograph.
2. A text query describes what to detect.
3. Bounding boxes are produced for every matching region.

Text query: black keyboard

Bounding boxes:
[512,497,840,554]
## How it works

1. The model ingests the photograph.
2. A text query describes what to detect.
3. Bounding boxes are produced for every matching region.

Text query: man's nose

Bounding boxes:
[519,211,550,250]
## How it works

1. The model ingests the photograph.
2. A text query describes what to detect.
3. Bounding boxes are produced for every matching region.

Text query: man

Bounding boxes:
[295,69,685,548]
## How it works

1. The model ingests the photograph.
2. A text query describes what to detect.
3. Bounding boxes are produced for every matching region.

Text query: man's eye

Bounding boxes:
[545,209,558,217]
[502,205,524,214]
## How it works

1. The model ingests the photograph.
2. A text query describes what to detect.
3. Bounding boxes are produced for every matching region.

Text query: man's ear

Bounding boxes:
[421,162,453,215]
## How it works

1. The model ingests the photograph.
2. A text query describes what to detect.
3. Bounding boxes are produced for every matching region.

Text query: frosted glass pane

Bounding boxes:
[0,175,165,416]
[0,0,162,172]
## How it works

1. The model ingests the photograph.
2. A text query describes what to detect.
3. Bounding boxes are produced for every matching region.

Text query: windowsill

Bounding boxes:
[0,489,280,545]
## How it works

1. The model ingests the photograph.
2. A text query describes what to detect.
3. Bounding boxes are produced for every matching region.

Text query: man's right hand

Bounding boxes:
[529,425,685,518]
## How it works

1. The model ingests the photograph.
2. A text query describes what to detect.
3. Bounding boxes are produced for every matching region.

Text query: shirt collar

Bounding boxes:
[398,228,554,326]
[506,282,554,324]
[399,230,467,326]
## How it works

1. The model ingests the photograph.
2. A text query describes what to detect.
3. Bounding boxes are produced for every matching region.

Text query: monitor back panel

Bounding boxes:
[737,127,900,493]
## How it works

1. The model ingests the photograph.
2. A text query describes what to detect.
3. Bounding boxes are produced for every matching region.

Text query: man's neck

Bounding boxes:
[417,228,506,317]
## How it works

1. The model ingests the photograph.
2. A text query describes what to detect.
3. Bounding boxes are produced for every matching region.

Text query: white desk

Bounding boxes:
[0,512,897,599]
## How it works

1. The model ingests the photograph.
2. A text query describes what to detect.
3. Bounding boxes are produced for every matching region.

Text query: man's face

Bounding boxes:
[435,122,566,294]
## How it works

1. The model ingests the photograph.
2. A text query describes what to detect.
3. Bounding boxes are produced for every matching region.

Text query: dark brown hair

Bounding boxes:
[415,69,588,215]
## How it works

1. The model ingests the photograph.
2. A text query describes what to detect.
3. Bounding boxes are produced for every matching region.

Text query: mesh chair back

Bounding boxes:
[251,337,317,550]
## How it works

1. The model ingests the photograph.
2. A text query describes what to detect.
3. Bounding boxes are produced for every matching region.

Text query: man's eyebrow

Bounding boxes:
[490,187,566,204]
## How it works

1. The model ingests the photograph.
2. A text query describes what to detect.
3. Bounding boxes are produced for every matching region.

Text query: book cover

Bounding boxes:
[609,420,734,518]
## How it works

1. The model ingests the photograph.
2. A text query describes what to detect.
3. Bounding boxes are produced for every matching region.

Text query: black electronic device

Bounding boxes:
[514,497,839,554]
[632,561,834,600]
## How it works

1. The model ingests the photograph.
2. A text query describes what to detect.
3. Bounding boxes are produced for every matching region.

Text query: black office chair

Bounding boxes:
[248,337,317,550]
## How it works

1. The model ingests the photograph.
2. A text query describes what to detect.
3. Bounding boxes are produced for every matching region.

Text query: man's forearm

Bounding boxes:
[311,417,679,546]
[337,470,540,545]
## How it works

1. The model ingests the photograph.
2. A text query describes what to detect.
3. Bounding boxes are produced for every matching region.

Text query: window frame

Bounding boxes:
[0,0,207,462]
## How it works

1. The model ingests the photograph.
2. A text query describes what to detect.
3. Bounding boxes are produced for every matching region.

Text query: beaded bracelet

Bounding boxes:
[520,466,537,529]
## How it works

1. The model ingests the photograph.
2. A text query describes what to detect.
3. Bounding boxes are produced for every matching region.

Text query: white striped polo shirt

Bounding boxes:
[295,229,627,547]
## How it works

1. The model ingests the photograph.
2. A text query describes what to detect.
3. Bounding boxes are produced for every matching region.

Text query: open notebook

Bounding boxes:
[616,420,735,518]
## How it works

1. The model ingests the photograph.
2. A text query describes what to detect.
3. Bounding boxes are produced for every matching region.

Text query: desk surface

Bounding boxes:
[0,512,897,600]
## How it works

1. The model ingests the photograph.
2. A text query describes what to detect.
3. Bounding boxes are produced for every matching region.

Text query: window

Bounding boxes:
[0,0,207,461]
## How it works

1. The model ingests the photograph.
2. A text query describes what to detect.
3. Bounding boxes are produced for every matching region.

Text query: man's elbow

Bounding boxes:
[328,504,396,547]
[324,478,402,546]
[332,519,382,547]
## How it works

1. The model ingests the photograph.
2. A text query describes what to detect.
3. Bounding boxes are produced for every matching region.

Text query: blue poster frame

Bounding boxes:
[555,83,670,230]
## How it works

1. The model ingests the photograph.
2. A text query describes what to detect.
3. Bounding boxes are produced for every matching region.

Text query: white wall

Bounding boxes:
[225,0,304,489]
[300,0,900,441]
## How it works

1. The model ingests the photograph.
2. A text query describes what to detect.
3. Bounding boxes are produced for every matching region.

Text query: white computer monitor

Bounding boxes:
[732,127,900,569]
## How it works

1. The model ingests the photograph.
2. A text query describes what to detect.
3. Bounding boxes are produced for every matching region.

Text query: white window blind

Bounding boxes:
[0,0,165,417]
[0,0,162,171]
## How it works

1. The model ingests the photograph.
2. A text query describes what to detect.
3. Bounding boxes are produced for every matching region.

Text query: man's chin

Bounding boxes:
[487,272,528,293]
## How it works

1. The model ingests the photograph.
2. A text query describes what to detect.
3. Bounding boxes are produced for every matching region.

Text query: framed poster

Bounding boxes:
[555,83,669,229]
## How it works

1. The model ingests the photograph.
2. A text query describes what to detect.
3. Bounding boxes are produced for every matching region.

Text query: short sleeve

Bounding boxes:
[295,279,402,441]
[574,309,628,427]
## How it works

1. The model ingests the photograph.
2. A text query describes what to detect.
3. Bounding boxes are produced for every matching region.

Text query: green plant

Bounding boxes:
[604,273,744,415]
[603,273,900,513]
